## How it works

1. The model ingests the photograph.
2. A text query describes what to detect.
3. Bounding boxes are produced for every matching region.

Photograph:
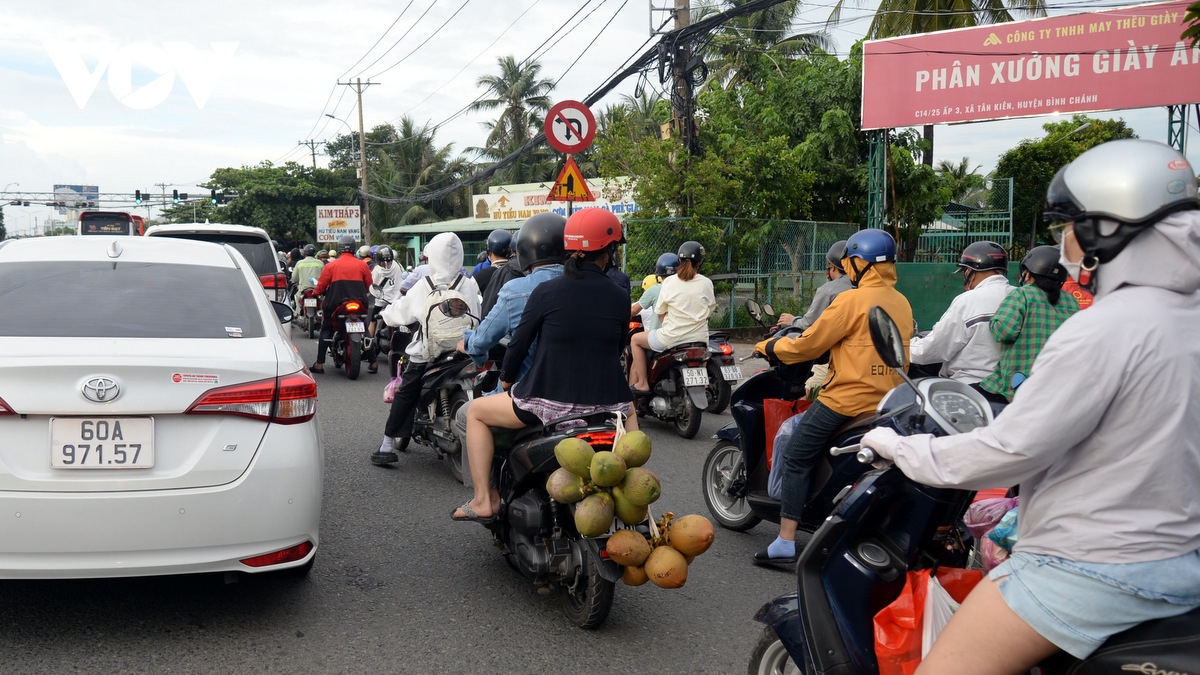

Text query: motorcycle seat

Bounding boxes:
[832,412,879,440]
[1045,605,1200,673]
[648,341,708,359]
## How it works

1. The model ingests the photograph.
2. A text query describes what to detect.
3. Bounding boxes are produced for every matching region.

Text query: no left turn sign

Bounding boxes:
[544,100,596,155]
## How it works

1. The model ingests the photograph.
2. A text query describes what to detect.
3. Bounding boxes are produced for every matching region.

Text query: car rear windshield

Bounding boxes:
[0,262,266,338]
[149,232,278,277]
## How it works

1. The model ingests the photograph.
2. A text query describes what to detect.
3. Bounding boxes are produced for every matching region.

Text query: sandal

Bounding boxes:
[450,502,496,524]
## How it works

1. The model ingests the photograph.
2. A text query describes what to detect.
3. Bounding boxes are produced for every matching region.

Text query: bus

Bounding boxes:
[77,211,137,236]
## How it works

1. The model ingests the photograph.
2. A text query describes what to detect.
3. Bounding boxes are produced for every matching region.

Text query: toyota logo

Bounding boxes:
[82,376,120,403]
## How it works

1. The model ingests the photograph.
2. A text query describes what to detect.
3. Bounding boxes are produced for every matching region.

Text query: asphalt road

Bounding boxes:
[0,333,790,674]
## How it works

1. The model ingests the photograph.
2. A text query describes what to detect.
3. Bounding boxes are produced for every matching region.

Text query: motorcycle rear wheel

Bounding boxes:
[445,391,468,483]
[748,626,803,675]
[705,360,733,414]
[346,339,361,380]
[672,372,703,439]
[703,441,762,531]
[307,315,316,340]
[559,549,615,629]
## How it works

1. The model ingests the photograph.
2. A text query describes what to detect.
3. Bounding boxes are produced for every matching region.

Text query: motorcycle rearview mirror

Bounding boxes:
[439,298,480,323]
[762,303,776,319]
[868,306,926,423]
[745,299,763,324]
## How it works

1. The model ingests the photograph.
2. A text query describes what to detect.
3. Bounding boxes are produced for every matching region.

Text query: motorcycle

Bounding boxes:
[705,330,740,414]
[625,317,711,439]
[327,297,369,380]
[748,307,1200,674]
[398,348,479,482]
[471,411,629,628]
[701,300,876,541]
[298,286,321,339]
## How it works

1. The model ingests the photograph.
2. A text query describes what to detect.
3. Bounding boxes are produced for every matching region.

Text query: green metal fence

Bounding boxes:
[915,178,1014,263]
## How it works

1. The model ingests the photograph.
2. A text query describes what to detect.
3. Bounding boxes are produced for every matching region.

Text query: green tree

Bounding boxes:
[159,161,359,244]
[365,116,471,229]
[937,157,988,207]
[0,208,5,240]
[994,114,1136,246]
[468,55,556,184]
[699,0,832,89]
[1183,1,1200,47]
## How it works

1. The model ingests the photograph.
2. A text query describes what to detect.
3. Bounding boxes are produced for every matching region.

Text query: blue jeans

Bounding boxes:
[778,399,851,522]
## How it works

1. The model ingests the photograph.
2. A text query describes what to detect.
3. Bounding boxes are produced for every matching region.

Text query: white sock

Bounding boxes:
[378,435,393,454]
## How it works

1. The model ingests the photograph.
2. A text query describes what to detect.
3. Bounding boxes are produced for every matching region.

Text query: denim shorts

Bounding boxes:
[646,329,667,353]
[990,549,1200,658]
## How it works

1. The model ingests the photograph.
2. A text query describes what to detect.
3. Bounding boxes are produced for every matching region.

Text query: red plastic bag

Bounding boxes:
[764,398,812,468]
[874,568,983,675]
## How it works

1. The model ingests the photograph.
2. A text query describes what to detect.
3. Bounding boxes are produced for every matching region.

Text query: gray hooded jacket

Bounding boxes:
[887,210,1200,563]
[382,232,480,363]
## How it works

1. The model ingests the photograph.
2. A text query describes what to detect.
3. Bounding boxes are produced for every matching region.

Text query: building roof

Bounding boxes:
[379,218,522,236]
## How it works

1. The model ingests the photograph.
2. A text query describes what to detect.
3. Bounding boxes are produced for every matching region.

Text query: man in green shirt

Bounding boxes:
[980,245,1080,401]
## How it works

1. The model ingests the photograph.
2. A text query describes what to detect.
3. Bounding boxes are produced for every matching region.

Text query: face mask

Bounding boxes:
[1058,246,1082,283]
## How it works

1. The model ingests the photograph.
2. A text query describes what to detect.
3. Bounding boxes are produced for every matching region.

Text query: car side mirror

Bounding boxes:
[868,306,907,370]
[272,301,294,324]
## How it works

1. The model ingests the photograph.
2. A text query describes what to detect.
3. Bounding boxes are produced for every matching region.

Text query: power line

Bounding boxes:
[367,0,475,80]
[527,0,610,67]
[340,1,416,80]
[354,0,442,79]
[555,0,632,86]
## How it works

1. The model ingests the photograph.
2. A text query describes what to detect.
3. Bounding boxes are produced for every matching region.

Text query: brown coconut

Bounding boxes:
[621,565,649,586]
[668,514,715,557]
[545,467,585,504]
[606,529,652,567]
[644,545,689,589]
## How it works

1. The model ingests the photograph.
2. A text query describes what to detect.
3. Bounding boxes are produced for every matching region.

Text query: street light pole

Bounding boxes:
[326,109,371,246]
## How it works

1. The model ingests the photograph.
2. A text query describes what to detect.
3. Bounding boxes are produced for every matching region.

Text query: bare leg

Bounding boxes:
[779,516,798,541]
[917,575,1059,675]
[458,393,524,519]
[629,332,651,391]
[624,408,639,431]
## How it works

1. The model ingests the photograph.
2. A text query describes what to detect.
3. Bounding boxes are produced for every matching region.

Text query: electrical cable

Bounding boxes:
[526,0,610,67]
[339,1,415,80]
[353,0,442,79]
[555,0,631,85]
[367,0,474,79]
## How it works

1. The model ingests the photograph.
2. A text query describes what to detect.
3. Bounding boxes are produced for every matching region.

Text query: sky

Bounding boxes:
[1,0,1197,236]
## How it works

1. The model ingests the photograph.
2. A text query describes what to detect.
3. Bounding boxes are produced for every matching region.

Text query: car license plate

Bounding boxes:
[304,298,317,308]
[346,320,366,333]
[682,367,707,387]
[50,418,154,469]
[721,365,742,381]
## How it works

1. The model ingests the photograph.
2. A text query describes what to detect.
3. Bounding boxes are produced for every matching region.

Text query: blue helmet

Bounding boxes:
[655,252,680,277]
[846,229,897,263]
[486,229,513,256]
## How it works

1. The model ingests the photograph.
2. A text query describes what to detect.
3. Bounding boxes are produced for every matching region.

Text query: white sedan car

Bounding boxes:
[0,235,322,579]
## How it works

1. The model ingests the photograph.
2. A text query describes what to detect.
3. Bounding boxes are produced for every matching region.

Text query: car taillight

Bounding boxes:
[186,371,317,424]
[240,541,314,568]
[0,396,15,415]
[344,300,362,312]
[260,272,287,289]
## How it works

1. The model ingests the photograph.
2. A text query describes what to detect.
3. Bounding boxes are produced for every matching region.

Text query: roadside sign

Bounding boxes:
[544,100,596,155]
[546,157,595,202]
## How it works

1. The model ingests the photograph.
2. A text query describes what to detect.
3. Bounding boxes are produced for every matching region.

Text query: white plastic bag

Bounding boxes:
[767,413,805,500]
[921,573,962,658]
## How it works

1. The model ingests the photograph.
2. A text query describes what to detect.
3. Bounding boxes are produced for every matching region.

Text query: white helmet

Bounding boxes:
[1044,139,1199,264]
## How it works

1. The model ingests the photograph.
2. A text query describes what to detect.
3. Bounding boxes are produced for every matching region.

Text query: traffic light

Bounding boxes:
[135,190,142,205]
[210,189,219,205]
[172,189,179,205]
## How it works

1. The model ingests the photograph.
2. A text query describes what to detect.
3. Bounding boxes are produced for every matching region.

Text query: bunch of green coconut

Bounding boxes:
[547,430,715,589]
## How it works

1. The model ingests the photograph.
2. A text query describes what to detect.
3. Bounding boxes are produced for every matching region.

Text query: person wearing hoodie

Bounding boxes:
[862,140,1200,671]
[373,232,480,465]
[751,229,914,566]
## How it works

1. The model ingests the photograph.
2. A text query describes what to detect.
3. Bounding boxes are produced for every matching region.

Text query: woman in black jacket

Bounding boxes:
[452,209,637,522]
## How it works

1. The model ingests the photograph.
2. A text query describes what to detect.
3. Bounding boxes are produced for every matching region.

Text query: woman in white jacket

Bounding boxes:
[372,233,480,465]
[863,140,1200,672]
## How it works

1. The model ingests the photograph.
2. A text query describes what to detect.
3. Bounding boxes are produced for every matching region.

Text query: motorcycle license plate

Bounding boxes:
[345,321,366,333]
[720,365,742,381]
[681,367,707,387]
[304,299,317,308]
[50,417,154,469]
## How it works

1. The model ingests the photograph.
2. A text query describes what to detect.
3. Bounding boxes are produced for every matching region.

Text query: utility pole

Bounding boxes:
[298,139,325,170]
[671,0,696,156]
[337,77,378,246]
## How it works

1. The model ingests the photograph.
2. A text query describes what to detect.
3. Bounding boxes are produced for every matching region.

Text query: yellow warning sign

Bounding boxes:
[546,156,595,202]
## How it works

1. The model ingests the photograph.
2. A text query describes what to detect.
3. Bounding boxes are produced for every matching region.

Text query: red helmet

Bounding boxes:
[563,209,623,252]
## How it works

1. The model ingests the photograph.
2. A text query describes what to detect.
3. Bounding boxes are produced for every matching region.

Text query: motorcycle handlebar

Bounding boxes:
[829,444,861,457]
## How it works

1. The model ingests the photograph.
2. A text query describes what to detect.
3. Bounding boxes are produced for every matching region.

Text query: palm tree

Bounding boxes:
[700,0,832,89]
[468,56,555,155]
[367,117,469,233]
[827,0,1047,163]
[937,157,988,207]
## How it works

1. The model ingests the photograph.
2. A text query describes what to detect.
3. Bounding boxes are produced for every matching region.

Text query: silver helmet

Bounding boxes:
[1044,139,1198,263]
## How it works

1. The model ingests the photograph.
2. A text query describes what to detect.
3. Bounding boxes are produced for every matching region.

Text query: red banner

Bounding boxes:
[862,0,1200,129]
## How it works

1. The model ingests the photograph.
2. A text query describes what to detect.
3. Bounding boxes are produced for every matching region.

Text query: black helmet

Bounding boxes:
[1021,245,1067,284]
[958,241,1008,272]
[826,240,847,271]
[302,243,316,257]
[486,229,513,257]
[374,246,395,266]
[338,235,356,253]
[655,252,680,277]
[516,213,567,272]
[677,241,705,269]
